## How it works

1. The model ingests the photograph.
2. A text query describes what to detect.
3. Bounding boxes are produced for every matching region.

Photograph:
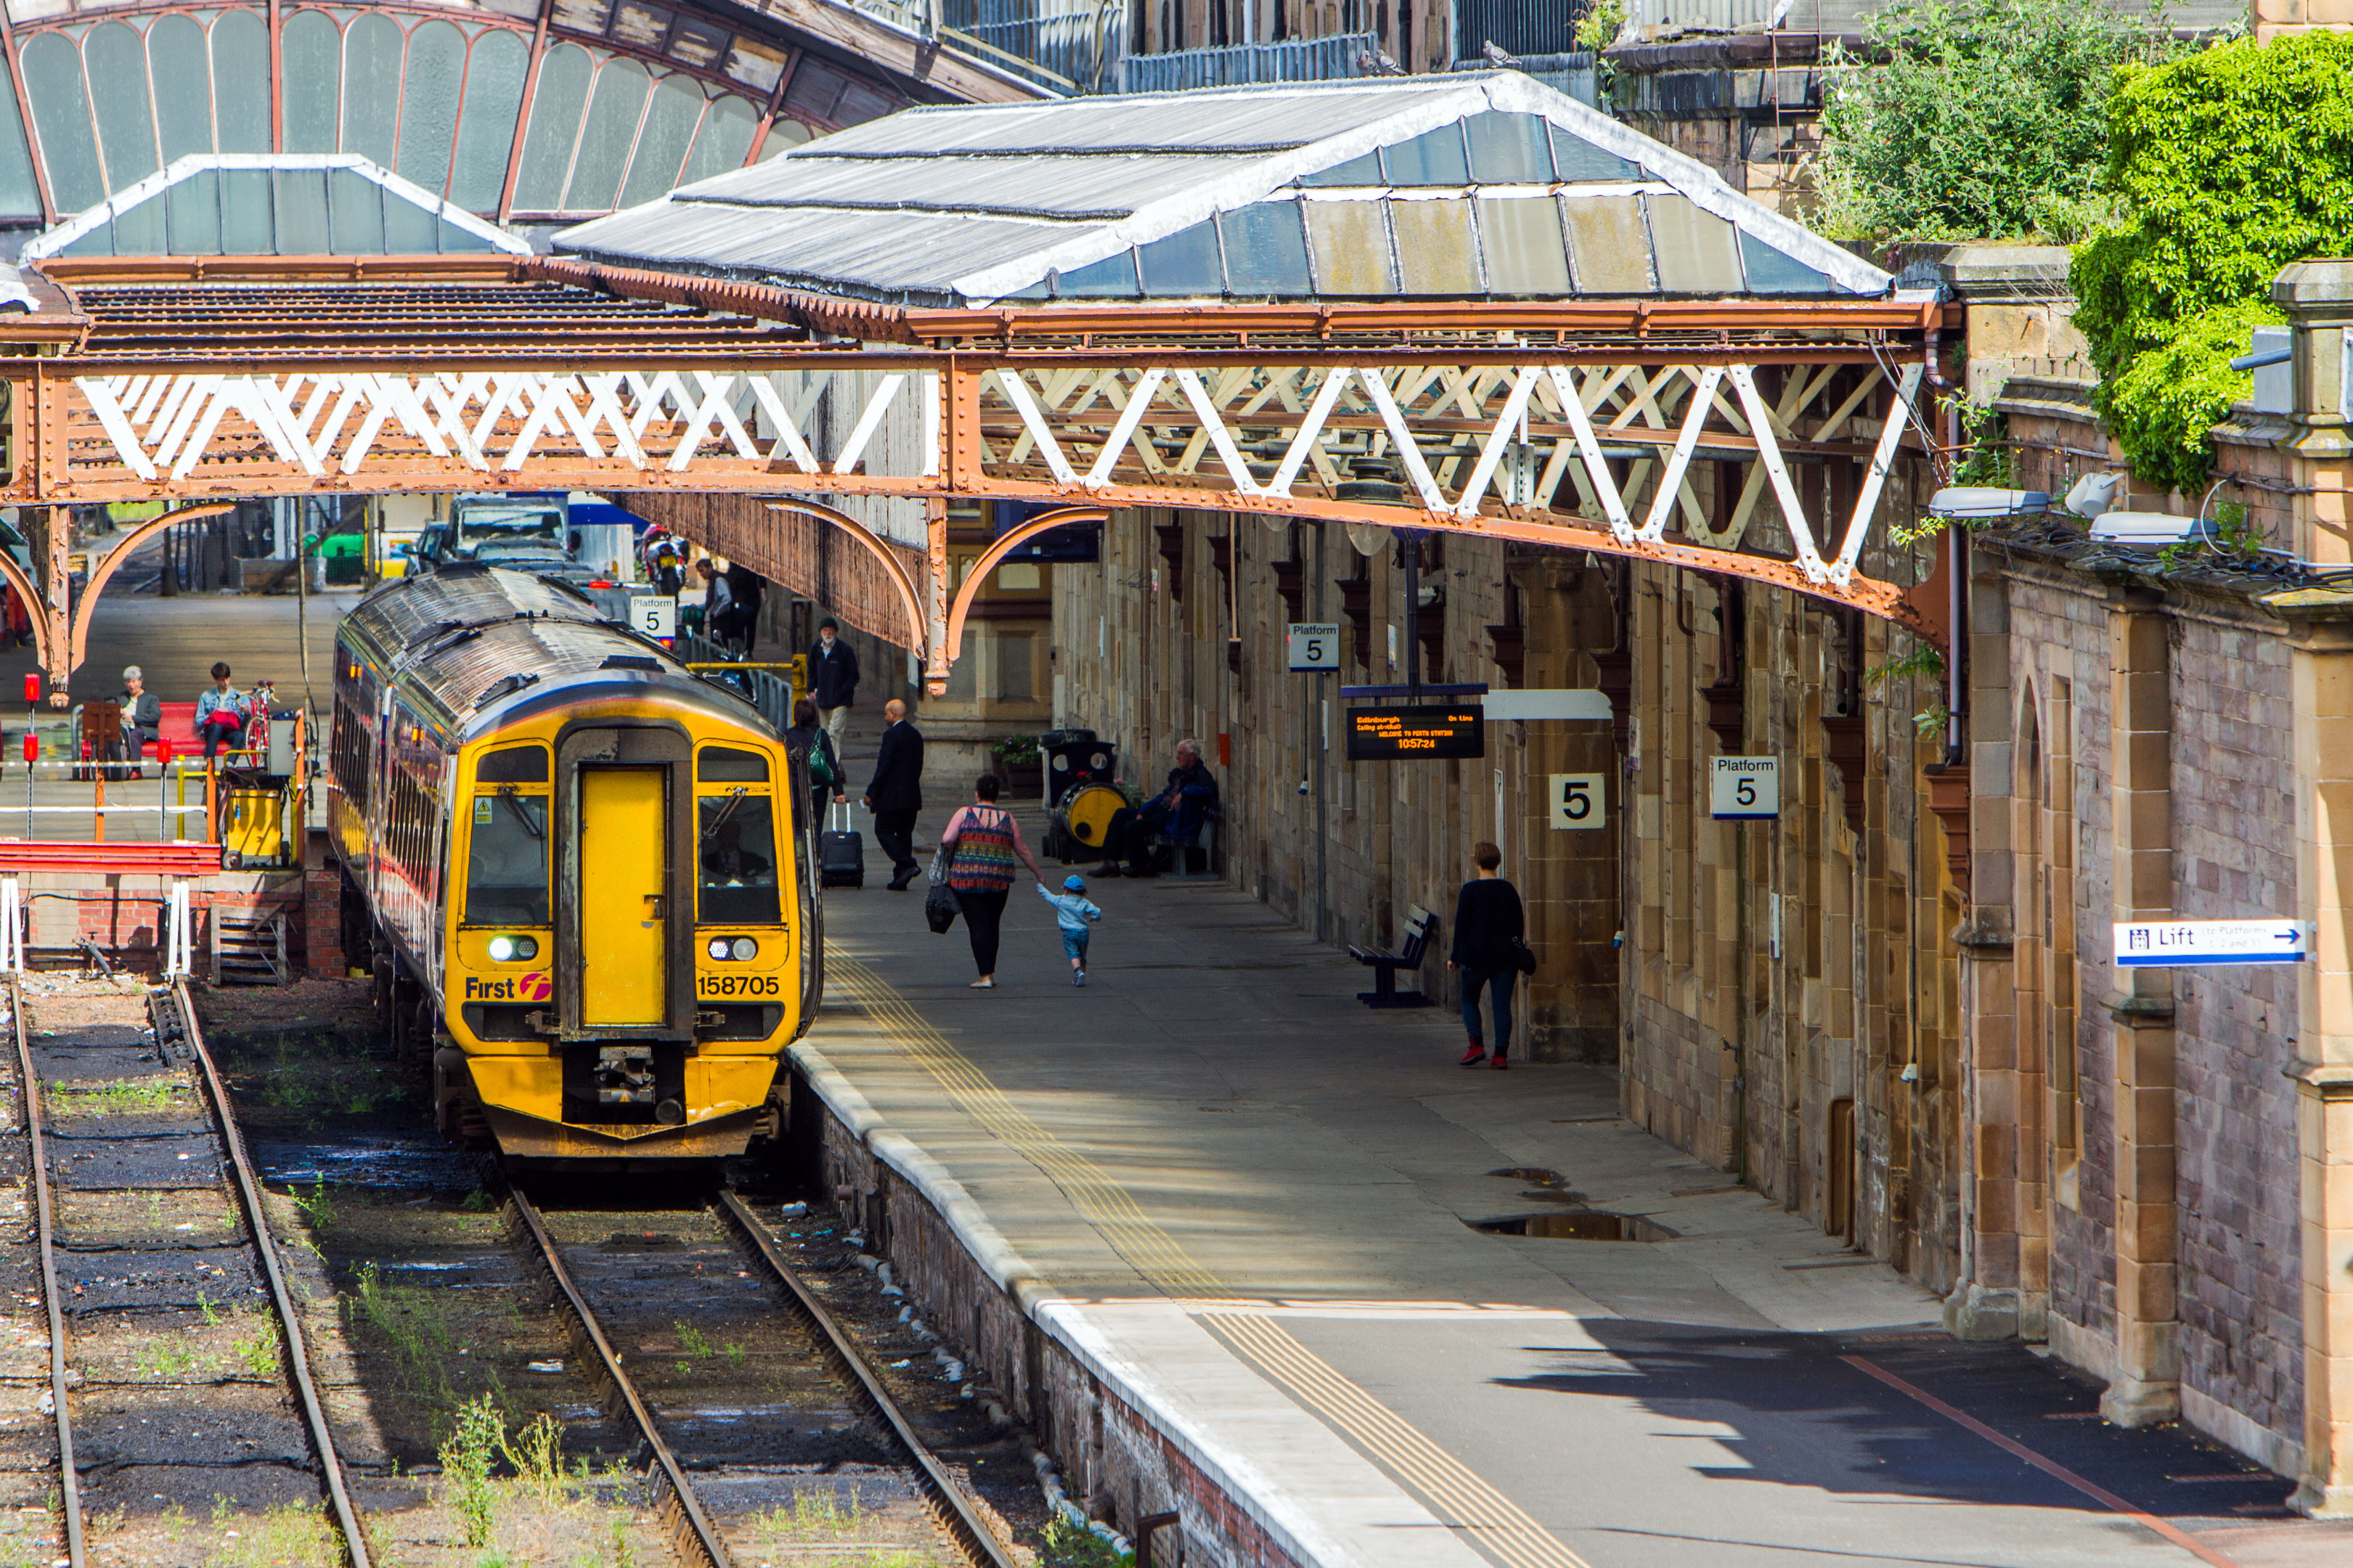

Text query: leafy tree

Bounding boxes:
[2074,33,2353,489]
[1810,0,2185,242]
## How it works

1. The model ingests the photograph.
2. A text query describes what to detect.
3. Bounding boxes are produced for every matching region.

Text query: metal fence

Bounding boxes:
[677,633,799,736]
[1455,0,1591,58]
[1116,33,1371,93]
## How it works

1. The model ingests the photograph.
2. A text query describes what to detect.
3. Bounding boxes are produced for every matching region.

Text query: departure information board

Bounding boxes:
[1345,705,1485,760]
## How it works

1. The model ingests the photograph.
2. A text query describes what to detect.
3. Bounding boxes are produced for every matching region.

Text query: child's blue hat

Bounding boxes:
[1064,875,1088,892]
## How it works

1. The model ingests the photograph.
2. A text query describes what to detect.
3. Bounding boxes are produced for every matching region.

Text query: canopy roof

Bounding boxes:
[558,71,1887,309]
[22,156,533,262]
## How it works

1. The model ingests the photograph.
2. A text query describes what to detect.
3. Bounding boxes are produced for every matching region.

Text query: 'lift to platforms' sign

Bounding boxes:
[2113,920,2311,966]
[1346,706,1485,760]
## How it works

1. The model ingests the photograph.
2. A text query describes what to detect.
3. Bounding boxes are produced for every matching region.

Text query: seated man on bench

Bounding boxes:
[1096,738,1219,878]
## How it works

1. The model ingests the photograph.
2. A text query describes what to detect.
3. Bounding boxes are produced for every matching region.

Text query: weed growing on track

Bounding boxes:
[237,1319,279,1379]
[1041,1515,1135,1568]
[752,1483,865,1541]
[674,1321,715,1366]
[442,1395,505,1548]
[42,1078,184,1115]
[198,1499,335,1567]
[351,1259,463,1408]
[292,1180,336,1230]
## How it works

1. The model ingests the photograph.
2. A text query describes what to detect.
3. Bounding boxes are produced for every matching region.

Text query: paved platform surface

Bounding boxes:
[802,724,2351,1568]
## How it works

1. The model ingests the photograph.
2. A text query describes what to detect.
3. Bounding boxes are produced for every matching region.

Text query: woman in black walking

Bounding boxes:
[1448,841,1525,1069]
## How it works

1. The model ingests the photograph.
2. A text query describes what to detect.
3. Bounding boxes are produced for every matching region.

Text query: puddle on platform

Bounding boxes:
[1471,1212,1677,1242]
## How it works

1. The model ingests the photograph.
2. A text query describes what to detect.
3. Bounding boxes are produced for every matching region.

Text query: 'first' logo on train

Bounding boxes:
[466,973,551,1002]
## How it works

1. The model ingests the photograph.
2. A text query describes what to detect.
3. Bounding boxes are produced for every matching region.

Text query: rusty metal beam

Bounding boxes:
[943,506,1109,666]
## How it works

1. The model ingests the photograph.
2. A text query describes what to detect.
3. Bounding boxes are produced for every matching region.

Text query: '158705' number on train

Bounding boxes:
[701,973,781,997]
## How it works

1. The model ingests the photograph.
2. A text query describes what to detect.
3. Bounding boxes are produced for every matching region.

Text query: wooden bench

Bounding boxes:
[1350,905,1438,1008]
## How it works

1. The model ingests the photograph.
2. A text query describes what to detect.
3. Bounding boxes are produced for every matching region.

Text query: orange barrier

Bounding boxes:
[0,842,223,876]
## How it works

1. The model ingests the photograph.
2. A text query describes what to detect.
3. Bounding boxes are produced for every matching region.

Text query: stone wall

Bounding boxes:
[1052,465,1962,1285]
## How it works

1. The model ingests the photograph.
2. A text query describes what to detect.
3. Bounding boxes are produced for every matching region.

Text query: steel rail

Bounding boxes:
[506,1188,733,1568]
[712,1191,1019,1568]
[7,979,86,1568]
[165,983,375,1568]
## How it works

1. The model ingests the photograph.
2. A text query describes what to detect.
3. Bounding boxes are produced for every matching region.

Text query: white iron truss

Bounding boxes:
[49,353,1928,609]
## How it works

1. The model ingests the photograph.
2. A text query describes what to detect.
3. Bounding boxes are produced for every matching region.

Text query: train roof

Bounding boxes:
[342,565,767,740]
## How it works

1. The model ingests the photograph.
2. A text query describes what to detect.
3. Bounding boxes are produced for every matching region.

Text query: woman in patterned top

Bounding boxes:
[938,774,1047,989]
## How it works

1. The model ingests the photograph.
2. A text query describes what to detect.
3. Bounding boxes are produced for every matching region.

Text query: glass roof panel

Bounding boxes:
[1464,112,1551,184]
[1393,200,1480,294]
[329,166,385,253]
[211,11,272,157]
[1300,150,1382,188]
[1648,193,1743,293]
[1383,122,1469,187]
[1220,202,1310,297]
[274,167,330,253]
[399,20,467,197]
[150,16,216,168]
[513,43,594,211]
[618,73,704,209]
[566,58,652,211]
[1137,219,1223,296]
[1305,200,1395,295]
[166,166,223,253]
[1563,195,1654,293]
[221,166,273,251]
[341,13,404,168]
[1738,231,1832,293]
[678,94,757,188]
[1055,249,1139,298]
[280,10,342,156]
[0,65,41,219]
[1549,124,1639,184]
[1476,197,1570,295]
[22,33,103,213]
[87,24,160,193]
[450,30,529,212]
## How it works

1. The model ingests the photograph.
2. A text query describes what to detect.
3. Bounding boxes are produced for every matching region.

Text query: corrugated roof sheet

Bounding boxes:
[559,72,1886,308]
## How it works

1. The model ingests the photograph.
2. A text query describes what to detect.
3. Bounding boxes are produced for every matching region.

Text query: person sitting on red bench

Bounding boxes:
[193,662,251,760]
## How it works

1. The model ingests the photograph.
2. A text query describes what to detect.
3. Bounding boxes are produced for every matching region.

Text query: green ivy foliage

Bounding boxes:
[2098,299,2280,496]
[2073,34,2353,489]
[1811,0,2184,242]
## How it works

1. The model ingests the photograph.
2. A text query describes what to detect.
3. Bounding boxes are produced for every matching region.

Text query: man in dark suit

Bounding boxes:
[862,698,924,891]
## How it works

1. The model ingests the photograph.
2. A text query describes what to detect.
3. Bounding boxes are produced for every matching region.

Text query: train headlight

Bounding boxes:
[487,935,537,962]
[707,937,732,961]
[731,937,759,962]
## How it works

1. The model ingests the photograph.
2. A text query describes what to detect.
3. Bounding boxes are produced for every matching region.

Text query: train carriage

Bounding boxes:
[327,564,820,1165]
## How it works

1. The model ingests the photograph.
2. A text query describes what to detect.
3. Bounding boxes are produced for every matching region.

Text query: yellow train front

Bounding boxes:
[327,565,818,1167]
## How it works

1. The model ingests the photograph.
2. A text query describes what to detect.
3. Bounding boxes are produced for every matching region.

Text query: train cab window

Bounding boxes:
[697,745,778,924]
[477,746,550,785]
[698,747,768,783]
[465,746,550,925]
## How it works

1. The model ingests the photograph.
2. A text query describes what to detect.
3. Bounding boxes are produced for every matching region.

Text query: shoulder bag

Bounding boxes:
[923,843,960,934]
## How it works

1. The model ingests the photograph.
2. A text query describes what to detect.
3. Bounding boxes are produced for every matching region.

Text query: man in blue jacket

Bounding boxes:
[1096,738,1218,878]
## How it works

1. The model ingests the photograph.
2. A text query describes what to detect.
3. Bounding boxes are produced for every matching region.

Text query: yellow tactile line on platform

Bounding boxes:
[829,955,1591,1568]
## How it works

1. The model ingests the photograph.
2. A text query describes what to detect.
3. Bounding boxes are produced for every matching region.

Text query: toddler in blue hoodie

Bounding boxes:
[1037,874,1103,987]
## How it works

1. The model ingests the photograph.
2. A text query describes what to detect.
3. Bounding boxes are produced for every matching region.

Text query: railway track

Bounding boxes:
[4,970,1019,1566]
[506,1185,1020,1568]
[7,973,371,1567]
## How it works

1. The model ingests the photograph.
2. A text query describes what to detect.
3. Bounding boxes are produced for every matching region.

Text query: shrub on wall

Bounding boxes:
[1810,0,2184,242]
[2073,34,2353,491]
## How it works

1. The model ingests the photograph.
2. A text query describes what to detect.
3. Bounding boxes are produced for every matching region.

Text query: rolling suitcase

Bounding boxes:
[820,801,865,889]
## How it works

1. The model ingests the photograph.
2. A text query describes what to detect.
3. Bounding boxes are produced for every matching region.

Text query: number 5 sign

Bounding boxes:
[1287,623,1340,671]
[1548,772,1605,830]
[1710,756,1780,820]
[628,593,677,640]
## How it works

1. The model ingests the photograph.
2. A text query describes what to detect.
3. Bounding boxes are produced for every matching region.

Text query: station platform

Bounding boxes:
[797,788,2350,1567]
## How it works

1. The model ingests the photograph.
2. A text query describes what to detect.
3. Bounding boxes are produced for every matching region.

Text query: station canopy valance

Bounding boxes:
[557,70,1888,309]
[20,155,534,261]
